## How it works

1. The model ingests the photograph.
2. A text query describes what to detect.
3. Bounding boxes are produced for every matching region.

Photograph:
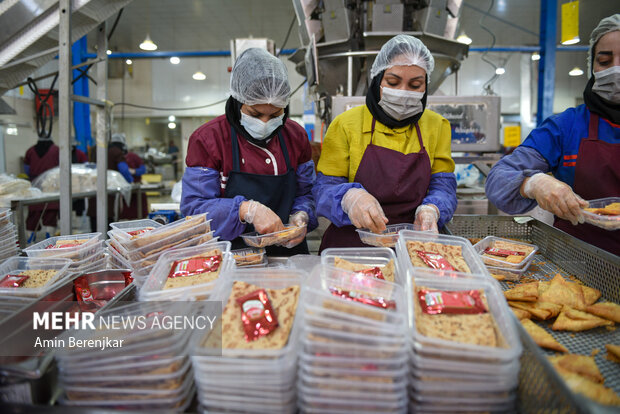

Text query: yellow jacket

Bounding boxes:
[317,105,455,180]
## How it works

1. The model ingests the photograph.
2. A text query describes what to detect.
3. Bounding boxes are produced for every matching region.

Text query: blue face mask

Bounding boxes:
[240,112,284,140]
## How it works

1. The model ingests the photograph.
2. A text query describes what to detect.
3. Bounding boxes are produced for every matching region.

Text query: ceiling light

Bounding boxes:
[495,67,505,75]
[139,34,158,51]
[192,71,206,81]
[170,56,180,64]
[168,122,176,129]
[569,67,584,76]
[562,36,580,45]
[531,52,540,61]
[126,59,133,65]
[168,115,176,122]
[456,33,472,45]
[106,49,112,55]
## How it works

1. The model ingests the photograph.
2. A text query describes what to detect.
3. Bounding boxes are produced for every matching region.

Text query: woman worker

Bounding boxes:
[313,35,457,250]
[486,14,620,256]
[181,48,318,255]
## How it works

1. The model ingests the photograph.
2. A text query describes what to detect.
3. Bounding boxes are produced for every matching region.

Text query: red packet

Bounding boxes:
[45,242,82,249]
[484,247,525,258]
[167,255,221,278]
[0,274,29,288]
[123,271,134,286]
[329,287,396,310]
[236,289,279,342]
[418,289,487,315]
[358,267,385,280]
[127,228,153,236]
[74,276,106,311]
[417,251,455,271]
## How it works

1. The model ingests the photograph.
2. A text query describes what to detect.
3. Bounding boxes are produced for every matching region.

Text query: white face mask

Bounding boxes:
[593,65,620,104]
[378,87,425,121]
[240,112,284,140]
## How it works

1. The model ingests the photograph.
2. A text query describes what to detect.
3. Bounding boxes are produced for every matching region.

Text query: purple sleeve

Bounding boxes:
[312,172,364,227]
[116,161,134,183]
[422,172,457,228]
[291,160,319,232]
[485,146,550,214]
[180,166,248,241]
[24,165,31,178]
[134,164,146,177]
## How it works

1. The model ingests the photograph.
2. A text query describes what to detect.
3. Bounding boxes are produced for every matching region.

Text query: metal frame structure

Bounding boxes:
[537,0,557,126]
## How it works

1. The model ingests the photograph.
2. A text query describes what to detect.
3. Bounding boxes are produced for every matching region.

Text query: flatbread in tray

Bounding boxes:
[333,257,396,283]
[129,215,207,249]
[406,241,471,273]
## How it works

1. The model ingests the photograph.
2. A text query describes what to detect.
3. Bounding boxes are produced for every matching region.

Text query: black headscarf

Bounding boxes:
[583,73,620,125]
[225,96,289,148]
[34,140,54,158]
[365,70,428,129]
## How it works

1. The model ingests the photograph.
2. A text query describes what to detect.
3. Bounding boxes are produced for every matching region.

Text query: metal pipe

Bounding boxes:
[83,49,298,60]
[537,0,557,126]
[469,46,588,53]
[0,47,59,69]
[71,94,105,107]
[95,23,108,235]
[347,55,353,97]
[58,0,72,235]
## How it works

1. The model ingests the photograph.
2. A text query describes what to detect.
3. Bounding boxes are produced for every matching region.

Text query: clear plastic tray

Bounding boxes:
[130,232,216,271]
[125,221,211,261]
[109,218,163,232]
[123,213,209,250]
[321,247,402,285]
[231,247,267,267]
[0,257,72,297]
[485,265,527,282]
[356,223,416,247]
[582,197,620,230]
[299,369,408,392]
[67,242,105,266]
[139,241,232,301]
[23,232,102,260]
[298,380,406,403]
[472,236,538,269]
[241,224,306,248]
[410,372,518,394]
[409,346,520,377]
[395,230,489,276]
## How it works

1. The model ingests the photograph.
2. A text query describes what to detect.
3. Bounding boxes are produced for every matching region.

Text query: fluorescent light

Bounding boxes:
[106,49,112,55]
[126,59,133,65]
[139,34,158,51]
[569,67,584,76]
[192,71,206,80]
[495,67,505,75]
[168,115,176,122]
[456,33,472,45]
[562,36,580,45]
[170,56,180,64]
[531,52,540,61]
[6,126,18,135]
[168,122,176,129]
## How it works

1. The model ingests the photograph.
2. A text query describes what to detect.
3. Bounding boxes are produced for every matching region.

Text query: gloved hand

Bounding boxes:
[522,173,588,225]
[341,188,388,233]
[279,211,309,248]
[414,204,439,233]
[240,200,285,234]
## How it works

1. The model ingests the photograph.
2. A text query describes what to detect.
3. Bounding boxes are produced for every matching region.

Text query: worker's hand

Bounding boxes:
[279,211,308,248]
[240,200,285,234]
[414,204,439,233]
[341,188,388,233]
[129,168,136,175]
[522,173,588,225]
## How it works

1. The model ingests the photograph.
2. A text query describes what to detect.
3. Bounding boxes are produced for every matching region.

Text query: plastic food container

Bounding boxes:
[24,233,102,260]
[0,257,72,297]
[109,219,163,232]
[356,223,416,247]
[231,247,267,267]
[582,197,620,230]
[321,247,402,286]
[241,224,306,248]
[125,222,211,262]
[123,213,209,250]
[472,236,538,269]
[130,232,216,271]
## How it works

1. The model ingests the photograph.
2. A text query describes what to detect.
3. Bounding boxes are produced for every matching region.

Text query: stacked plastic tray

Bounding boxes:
[23,232,105,275]
[297,264,409,413]
[321,247,404,286]
[407,269,522,413]
[139,241,232,301]
[356,223,416,248]
[0,208,19,263]
[473,236,539,281]
[231,247,268,268]
[106,219,163,273]
[55,301,195,411]
[192,268,305,413]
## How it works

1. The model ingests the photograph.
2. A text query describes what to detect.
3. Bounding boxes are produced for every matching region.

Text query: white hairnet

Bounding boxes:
[110,133,126,145]
[230,48,291,108]
[370,34,435,80]
[588,14,620,73]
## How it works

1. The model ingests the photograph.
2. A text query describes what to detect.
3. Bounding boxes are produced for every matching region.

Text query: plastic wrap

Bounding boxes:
[171,181,182,203]
[0,174,42,207]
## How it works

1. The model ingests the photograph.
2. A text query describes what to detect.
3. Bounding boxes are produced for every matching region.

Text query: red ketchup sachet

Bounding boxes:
[418,289,487,315]
[329,287,396,310]
[416,251,456,271]
[167,255,222,278]
[0,274,29,288]
[357,267,385,280]
[236,289,279,342]
[484,247,526,258]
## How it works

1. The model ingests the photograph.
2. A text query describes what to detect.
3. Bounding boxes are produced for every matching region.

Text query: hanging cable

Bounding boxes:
[277,15,297,57]
[27,75,58,139]
[107,8,124,41]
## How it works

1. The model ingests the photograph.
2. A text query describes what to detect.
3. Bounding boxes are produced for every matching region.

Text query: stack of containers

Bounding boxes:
[23,232,105,275]
[55,301,195,411]
[405,268,522,413]
[139,241,232,301]
[297,263,409,413]
[106,219,163,271]
[0,208,19,263]
[192,268,305,413]
[472,236,539,281]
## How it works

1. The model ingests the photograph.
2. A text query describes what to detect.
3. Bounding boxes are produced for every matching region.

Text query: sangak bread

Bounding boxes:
[162,249,222,290]
[130,215,206,249]
[333,257,396,283]
[205,281,300,350]
[51,239,90,248]
[406,241,471,273]
[17,269,58,288]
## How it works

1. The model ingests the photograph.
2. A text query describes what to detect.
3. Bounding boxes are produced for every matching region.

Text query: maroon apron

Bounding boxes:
[26,144,59,231]
[554,113,620,256]
[319,119,431,251]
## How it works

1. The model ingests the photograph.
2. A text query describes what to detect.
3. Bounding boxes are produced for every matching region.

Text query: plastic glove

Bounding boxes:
[240,200,285,234]
[522,173,588,226]
[279,211,309,248]
[414,204,439,233]
[341,188,388,233]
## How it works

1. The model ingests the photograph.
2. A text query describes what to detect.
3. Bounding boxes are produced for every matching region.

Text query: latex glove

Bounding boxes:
[341,188,388,233]
[129,168,136,175]
[522,173,588,225]
[279,211,309,248]
[414,204,439,233]
[240,200,285,234]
